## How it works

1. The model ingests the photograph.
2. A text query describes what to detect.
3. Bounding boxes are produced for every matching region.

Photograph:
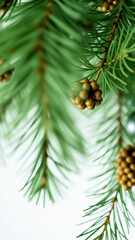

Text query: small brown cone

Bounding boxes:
[95,98,103,106]
[82,83,91,92]
[115,145,135,190]
[130,164,135,171]
[90,81,98,91]
[87,105,95,110]
[121,150,128,158]
[81,78,89,84]
[121,161,128,168]
[109,5,114,10]
[127,181,133,188]
[75,97,82,105]
[127,173,134,179]
[71,78,103,111]
[85,98,94,107]
[126,156,133,164]
[117,157,123,163]
[113,0,118,5]
[78,103,86,110]
[79,90,88,100]
[116,173,120,180]
[131,178,135,183]
[93,90,102,100]
[72,98,76,105]
[123,185,129,191]
[121,175,128,182]
[124,168,131,174]
[132,152,135,158]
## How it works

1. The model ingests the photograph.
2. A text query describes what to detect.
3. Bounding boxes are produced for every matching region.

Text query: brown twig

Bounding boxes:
[95,0,125,77]
[95,12,122,82]
[117,91,123,146]
[98,88,123,239]
[104,50,124,66]
[35,0,55,188]
[42,138,48,188]
[99,188,119,239]
[95,67,103,81]
[95,50,125,81]
[99,90,123,238]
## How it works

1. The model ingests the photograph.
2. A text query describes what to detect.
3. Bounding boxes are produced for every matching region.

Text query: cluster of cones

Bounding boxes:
[98,0,119,12]
[0,70,13,83]
[115,145,135,191]
[0,0,10,13]
[71,79,103,110]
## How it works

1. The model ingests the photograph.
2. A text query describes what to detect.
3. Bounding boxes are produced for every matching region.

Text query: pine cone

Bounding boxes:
[115,145,135,191]
[71,79,103,111]
[0,69,13,83]
[98,0,119,12]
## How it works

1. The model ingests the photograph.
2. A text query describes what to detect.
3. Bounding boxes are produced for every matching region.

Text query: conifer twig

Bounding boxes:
[42,138,48,188]
[117,91,123,146]
[95,7,124,82]
[35,0,55,188]
[99,187,120,239]
[0,0,84,202]
[98,91,123,238]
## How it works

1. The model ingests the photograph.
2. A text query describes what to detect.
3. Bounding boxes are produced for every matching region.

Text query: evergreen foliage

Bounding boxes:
[0,0,85,203]
[0,0,135,239]
[78,92,135,239]
[81,0,135,94]
[77,0,135,239]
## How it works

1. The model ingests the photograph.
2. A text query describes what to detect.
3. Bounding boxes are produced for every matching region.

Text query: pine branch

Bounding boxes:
[117,91,123,146]
[0,0,85,203]
[35,0,54,190]
[98,91,123,239]
[81,0,135,93]
[95,12,123,81]
[98,187,120,240]
[78,92,135,239]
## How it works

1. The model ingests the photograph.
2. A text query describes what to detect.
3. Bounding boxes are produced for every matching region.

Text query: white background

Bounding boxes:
[0,162,89,240]
[0,159,135,240]
[0,104,135,240]
[1,2,135,240]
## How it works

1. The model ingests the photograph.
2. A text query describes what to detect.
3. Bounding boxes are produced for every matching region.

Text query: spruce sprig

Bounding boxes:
[81,0,135,94]
[78,92,135,240]
[0,0,85,203]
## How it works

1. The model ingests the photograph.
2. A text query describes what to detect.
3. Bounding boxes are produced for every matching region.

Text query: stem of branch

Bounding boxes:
[35,0,55,188]
[117,91,123,146]
[95,9,123,82]
[99,187,120,239]
[99,92,123,238]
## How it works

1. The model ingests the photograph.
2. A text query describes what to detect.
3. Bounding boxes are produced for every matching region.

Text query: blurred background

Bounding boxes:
[0,158,135,240]
[0,160,89,240]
